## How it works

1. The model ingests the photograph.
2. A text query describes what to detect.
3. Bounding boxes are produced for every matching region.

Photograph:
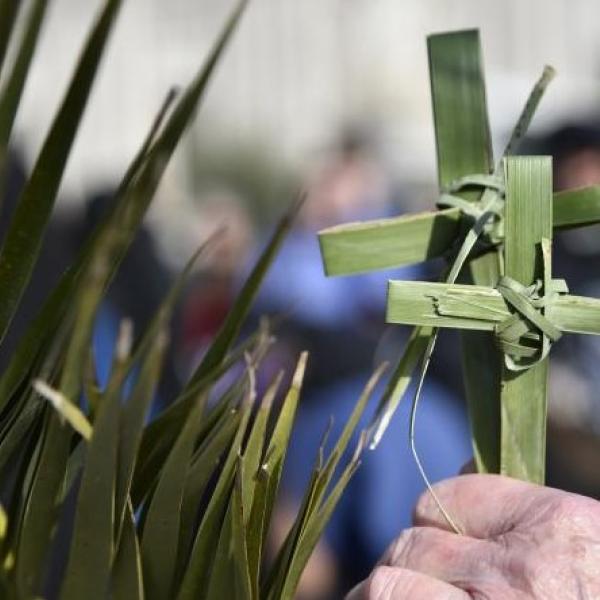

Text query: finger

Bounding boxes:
[381,526,493,584]
[346,566,469,600]
[413,473,546,537]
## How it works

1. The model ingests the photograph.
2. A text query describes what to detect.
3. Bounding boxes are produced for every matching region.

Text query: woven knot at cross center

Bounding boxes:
[494,276,567,371]
[437,173,505,247]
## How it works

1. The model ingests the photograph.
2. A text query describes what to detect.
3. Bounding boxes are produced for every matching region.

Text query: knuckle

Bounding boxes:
[367,566,398,600]
[520,554,545,590]
[500,550,544,595]
[413,481,453,524]
[554,495,585,521]
[414,488,432,519]
[386,528,425,566]
[545,493,600,536]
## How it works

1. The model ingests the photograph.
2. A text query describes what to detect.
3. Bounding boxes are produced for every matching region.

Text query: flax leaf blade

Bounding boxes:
[0,0,123,344]
[0,0,49,151]
[428,29,501,473]
[500,156,553,483]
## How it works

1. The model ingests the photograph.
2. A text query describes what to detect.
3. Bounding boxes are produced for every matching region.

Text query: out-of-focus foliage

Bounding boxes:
[0,2,380,598]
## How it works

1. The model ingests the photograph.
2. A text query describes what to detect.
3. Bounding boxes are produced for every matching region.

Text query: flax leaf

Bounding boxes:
[140,395,206,600]
[131,191,294,501]
[231,465,252,600]
[114,235,216,538]
[114,332,167,541]
[32,381,92,441]
[318,208,461,276]
[176,388,253,600]
[241,371,282,519]
[0,0,49,150]
[9,6,245,581]
[553,185,600,229]
[278,458,361,600]
[500,156,553,483]
[319,184,600,278]
[428,29,502,473]
[131,334,261,508]
[0,1,21,77]
[0,88,175,418]
[59,373,121,600]
[0,0,123,344]
[387,280,600,335]
[368,326,432,448]
[267,368,383,599]
[175,406,241,580]
[113,502,144,600]
[259,353,308,540]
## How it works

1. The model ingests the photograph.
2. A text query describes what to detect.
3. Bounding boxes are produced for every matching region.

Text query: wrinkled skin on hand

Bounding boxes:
[348,474,600,599]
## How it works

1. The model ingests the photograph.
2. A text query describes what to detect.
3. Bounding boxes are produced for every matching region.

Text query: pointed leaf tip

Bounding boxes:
[33,379,93,440]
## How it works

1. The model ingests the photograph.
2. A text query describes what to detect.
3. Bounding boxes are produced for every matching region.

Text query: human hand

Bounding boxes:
[347,474,600,599]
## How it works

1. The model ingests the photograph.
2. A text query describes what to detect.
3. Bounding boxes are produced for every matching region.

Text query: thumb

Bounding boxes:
[413,473,547,537]
[346,566,469,599]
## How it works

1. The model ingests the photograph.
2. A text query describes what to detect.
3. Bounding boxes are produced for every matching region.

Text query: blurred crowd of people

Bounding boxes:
[3,120,600,599]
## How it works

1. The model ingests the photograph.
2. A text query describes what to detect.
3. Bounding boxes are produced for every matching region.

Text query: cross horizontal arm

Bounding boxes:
[318,208,460,276]
[386,280,600,336]
[319,185,600,277]
[553,185,600,230]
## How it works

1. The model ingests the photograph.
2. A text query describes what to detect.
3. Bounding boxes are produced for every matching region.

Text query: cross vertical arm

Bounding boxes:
[428,30,502,474]
[500,156,553,484]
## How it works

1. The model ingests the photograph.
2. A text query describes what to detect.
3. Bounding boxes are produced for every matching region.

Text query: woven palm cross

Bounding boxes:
[318,30,600,484]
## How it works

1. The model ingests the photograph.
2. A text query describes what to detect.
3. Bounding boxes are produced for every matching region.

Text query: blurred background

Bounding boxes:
[6,0,600,597]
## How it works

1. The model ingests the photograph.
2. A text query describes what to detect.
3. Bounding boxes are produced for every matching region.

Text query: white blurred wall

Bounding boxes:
[9,0,600,202]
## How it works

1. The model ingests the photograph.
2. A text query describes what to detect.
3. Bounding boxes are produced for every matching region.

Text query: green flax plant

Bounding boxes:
[0,2,383,598]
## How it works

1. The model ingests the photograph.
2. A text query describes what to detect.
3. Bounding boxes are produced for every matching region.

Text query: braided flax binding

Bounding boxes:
[495,238,568,371]
[438,175,566,373]
[437,173,506,245]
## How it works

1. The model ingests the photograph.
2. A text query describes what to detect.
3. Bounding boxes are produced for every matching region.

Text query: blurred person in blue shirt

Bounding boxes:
[253,128,471,598]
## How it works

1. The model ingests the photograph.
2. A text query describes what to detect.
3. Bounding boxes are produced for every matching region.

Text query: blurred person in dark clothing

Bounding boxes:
[0,177,180,412]
[0,149,76,372]
[530,123,600,498]
[80,190,179,410]
[542,124,600,293]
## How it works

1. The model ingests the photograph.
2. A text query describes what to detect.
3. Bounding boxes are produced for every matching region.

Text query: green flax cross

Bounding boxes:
[318,30,600,483]
[388,156,600,483]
